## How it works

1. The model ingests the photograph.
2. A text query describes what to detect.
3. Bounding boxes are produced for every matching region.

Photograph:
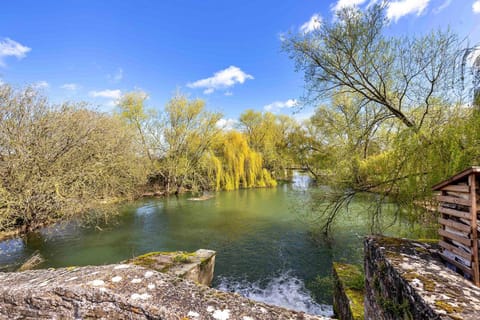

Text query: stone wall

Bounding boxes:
[364,236,480,320]
[0,252,329,319]
[332,263,364,320]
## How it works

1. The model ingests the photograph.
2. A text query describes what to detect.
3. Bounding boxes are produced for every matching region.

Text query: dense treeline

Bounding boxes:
[116,92,290,194]
[0,87,293,233]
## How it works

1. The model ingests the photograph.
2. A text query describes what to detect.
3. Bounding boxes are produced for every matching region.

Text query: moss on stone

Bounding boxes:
[403,272,436,292]
[129,252,161,269]
[172,253,194,264]
[198,256,214,272]
[434,300,464,315]
[345,288,365,319]
[333,263,365,320]
[129,251,195,271]
[334,263,365,291]
[366,235,480,320]
[378,237,408,247]
[378,297,411,319]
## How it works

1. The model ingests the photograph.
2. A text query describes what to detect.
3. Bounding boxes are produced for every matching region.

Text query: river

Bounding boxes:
[0,172,436,317]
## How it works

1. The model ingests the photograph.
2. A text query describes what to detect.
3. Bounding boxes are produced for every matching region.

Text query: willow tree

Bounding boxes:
[282,4,475,234]
[211,131,276,191]
[283,4,460,132]
[238,110,297,179]
[155,93,222,194]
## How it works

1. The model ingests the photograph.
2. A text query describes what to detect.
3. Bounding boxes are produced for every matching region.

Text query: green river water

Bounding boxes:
[0,173,436,316]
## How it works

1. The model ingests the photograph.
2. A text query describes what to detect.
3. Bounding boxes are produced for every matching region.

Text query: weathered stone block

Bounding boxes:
[364,236,480,320]
[333,262,364,320]
[124,249,215,286]
[0,264,329,319]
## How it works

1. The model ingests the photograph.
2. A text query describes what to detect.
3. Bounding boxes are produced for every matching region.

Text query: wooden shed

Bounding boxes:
[432,166,480,286]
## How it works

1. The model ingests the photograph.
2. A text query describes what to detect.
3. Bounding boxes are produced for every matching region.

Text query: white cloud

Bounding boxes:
[0,38,31,67]
[216,118,238,131]
[61,83,80,91]
[474,0,480,13]
[264,99,298,112]
[224,91,233,96]
[300,14,322,33]
[386,0,430,22]
[433,0,451,14]
[89,89,122,99]
[187,66,253,94]
[204,88,215,94]
[33,81,49,89]
[108,68,124,83]
[332,0,368,12]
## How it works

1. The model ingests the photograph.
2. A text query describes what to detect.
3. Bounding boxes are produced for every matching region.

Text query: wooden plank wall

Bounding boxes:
[437,174,480,285]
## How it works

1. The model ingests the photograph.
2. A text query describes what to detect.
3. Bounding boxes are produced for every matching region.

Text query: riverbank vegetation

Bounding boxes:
[0,4,479,237]
[117,92,282,194]
[0,85,147,233]
[0,87,291,234]
[283,4,480,234]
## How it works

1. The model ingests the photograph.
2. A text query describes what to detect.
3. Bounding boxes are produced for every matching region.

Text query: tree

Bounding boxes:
[283,4,460,132]
[155,93,222,194]
[117,91,155,163]
[306,92,391,185]
[238,110,297,179]
[0,85,146,232]
[471,49,480,108]
[210,131,277,191]
[459,45,480,108]
[282,5,480,235]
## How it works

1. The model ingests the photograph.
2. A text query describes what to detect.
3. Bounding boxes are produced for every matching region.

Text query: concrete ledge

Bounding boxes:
[364,236,480,320]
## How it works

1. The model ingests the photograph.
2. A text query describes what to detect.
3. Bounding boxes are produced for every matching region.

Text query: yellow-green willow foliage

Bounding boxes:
[212,131,277,191]
[238,110,297,179]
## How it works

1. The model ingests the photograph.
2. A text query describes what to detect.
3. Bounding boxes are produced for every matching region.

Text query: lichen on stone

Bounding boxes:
[434,300,463,314]
[89,279,105,286]
[402,272,436,292]
[366,236,480,320]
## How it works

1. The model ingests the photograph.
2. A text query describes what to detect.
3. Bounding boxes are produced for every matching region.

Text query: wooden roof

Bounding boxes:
[432,166,480,191]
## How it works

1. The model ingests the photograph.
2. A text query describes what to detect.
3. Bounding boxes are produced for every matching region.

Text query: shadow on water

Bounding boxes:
[0,172,435,317]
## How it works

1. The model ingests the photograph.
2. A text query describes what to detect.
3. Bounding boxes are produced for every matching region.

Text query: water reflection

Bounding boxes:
[291,171,312,190]
[0,238,25,271]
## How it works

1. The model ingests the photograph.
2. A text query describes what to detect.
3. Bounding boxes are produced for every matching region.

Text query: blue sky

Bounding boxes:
[0,0,479,125]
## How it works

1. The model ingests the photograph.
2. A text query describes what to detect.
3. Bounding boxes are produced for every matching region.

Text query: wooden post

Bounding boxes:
[469,173,479,286]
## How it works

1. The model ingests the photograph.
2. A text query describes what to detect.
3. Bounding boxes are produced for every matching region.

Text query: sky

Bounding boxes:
[0,0,479,126]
